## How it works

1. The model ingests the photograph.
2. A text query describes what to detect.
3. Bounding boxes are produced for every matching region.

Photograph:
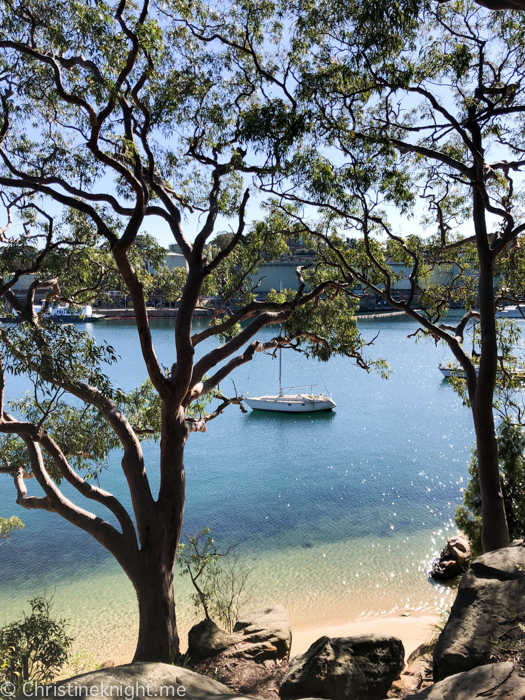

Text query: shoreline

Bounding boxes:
[70,610,440,670]
[291,611,439,661]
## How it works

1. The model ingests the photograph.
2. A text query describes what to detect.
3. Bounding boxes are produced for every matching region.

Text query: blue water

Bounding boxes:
[0,314,478,662]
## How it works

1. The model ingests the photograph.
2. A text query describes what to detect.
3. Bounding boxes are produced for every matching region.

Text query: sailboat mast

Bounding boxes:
[279,335,282,396]
[279,279,283,396]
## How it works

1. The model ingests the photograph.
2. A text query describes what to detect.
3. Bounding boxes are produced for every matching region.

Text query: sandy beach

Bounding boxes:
[291,612,439,661]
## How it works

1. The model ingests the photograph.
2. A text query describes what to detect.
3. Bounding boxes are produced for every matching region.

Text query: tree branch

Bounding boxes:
[389,138,475,179]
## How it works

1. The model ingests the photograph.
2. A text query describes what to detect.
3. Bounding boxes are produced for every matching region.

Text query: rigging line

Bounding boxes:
[244,349,255,394]
[279,278,283,397]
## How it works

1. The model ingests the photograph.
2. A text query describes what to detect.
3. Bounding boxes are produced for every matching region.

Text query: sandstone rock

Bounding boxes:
[430,534,471,581]
[23,662,262,699]
[406,643,433,667]
[409,662,524,699]
[234,606,292,661]
[433,544,525,681]
[188,619,244,660]
[387,652,433,697]
[186,608,292,698]
[188,607,292,665]
[386,643,434,698]
[280,634,404,700]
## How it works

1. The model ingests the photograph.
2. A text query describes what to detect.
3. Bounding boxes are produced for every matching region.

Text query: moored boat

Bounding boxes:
[245,388,336,413]
[439,363,525,380]
[43,304,103,322]
[438,364,471,379]
[244,279,335,414]
[496,305,525,319]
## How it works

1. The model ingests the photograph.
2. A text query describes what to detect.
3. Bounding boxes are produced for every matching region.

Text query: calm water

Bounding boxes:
[0,314,481,662]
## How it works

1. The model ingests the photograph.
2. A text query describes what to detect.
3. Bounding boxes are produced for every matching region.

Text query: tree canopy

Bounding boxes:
[0,0,385,662]
[1,0,525,663]
[222,0,525,551]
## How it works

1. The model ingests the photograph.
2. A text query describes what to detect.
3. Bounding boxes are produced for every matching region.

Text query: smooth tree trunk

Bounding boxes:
[132,551,180,662]
[472,399,508,552]
[471,186,509,552]
[132,402,187,662]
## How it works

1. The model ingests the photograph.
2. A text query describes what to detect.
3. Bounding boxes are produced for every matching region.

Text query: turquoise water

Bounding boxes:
[0,314,478,662]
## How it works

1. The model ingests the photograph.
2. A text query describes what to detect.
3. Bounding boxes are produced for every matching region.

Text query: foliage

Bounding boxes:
[0,595,72,692]
[177,528,252,633]
[0,396,121,481]
[204,555,252,634]
[427,608,451,650]
[211,233,235,252]
[0,370,224,483]
[236,0,525,551]
[446,319,525,410]
[0,516,24,544]
[456,419,525,556]
[0,0,443,662]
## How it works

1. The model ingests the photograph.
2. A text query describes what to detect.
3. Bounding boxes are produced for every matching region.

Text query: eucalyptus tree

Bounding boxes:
[0,0,379,662]
[249,1,525,552]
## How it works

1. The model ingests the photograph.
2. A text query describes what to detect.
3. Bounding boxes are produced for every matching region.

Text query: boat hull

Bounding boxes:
[244,395,336,413]
[439,364,525,380]
[496,306,525,318]
[439,365,468,379]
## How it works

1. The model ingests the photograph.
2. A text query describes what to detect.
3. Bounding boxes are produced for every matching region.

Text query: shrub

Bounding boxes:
[0,595,72,691]
[177,528,252,632]
[205,554,252,633]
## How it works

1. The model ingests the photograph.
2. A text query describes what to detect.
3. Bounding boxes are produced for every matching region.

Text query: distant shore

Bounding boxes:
[96,308,210,319]
[355,310,407,319]
[93,308,408,320]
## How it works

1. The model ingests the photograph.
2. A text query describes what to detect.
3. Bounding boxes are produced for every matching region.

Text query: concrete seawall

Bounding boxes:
[97,309,407,320]
[98,308,212,319]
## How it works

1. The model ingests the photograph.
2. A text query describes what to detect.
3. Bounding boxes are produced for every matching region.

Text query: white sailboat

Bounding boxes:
[244,387,336,412]
[496,305,525,319]
[438,363,471,379]
[244,335,336,413]
[439,362,525,380]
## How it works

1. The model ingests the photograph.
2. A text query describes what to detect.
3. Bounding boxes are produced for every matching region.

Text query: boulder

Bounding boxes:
[406,643,433,667]
[430,534,471,581]
[234,606,292,661]
[20,662,263,699]
[279,634,404,700]
[188,607,292,664]
[408,662,524,699]
[388,646,433,697]
[188,619,244,660]
[433,543,525,681]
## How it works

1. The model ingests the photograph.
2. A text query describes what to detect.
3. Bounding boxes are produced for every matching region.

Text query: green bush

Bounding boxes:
[456,419,525,556]
[0,595,72,692]
[0,517,24,544]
